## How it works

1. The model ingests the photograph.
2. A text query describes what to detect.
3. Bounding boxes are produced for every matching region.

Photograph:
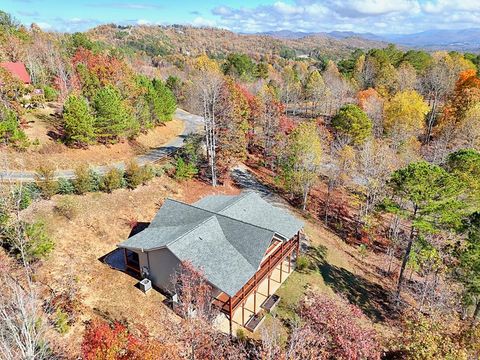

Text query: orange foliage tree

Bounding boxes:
[440,69,480,132]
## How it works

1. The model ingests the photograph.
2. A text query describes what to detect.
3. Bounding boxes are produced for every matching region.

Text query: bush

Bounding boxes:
[13,184,40,210]
[35,164,58,199]
[73,164,94,194]
[0,106,28,148]
[55,196,78,220]
[174,157,198,181]
[54,308,70,334]
[57,178,75,195]
[43,85,58,102]
[4,221,54,263]
[296,255,310,271]
[124,160,153,189]
[100,168,124,193]
[236,328,247,341]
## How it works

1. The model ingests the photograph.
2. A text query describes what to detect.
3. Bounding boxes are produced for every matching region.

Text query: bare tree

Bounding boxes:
[420,53,457,143]
[189,66,223,186]
[0,273,50,360]
[357,139,396,217]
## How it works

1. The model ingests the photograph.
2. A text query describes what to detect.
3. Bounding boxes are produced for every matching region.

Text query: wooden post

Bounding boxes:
[229,297,233,337]
[253,273,257,313]
[280,258,283,283]
[288,251,291,273]
[242,301,245,326]
[267,275,270,296]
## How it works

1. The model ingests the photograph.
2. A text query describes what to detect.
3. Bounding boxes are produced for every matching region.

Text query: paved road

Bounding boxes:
[0,108,204,182]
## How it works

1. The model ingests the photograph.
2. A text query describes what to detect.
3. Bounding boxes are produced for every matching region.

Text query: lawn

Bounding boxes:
[274,217,397,331]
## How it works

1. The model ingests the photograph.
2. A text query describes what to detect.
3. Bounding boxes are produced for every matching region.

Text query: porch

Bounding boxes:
[213,231,300,334]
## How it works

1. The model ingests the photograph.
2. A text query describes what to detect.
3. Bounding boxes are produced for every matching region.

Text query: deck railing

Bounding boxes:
[213,233,299,314]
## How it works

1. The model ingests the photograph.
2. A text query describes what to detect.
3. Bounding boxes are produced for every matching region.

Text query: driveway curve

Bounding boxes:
[0,108,204,182]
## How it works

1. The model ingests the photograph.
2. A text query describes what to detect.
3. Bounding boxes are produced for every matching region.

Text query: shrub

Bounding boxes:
[55,196,78,220]
[89,170,102,192]
[73,164,94,194]
[3,221,54,263]
[25,221,54,262]
[124,160,153,189]
[57,178,75,195]
[236,328,247,341]
[100,168,124,193]
[13,184,39,210]
[174,157,198,181]
[0,106,28,148]
[43,85,58,102]
[35,164,58,199]
[54,308,70,334]
[296,255,310,271]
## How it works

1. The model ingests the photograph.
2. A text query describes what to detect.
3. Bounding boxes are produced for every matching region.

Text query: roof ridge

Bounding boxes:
[216,191,254,212]
[166,197,279,237]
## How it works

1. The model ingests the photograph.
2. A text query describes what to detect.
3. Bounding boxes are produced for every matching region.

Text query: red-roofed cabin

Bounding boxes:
[0,62,31,84]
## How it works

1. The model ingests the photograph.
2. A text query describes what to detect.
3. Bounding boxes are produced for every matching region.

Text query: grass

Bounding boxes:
[274,217,395,328]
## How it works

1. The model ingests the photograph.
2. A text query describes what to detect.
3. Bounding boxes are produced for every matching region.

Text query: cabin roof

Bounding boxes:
[0,62,31,84]
[118,191,303,296]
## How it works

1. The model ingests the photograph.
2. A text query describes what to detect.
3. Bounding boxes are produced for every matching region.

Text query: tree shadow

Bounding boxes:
[306,245,396,322]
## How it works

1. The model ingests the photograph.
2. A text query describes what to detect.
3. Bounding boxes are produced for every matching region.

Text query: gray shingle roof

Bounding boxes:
[118,191,303,296]
[194,192,303,239]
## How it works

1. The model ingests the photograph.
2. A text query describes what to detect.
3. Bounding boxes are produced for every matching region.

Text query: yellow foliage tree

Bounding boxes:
[384,90,429,146]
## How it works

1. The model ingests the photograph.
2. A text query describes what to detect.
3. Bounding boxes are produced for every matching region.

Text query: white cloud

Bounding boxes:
[191,16,217,27]
[209,0,480,34]
[36,22,52,30]
[137,19,151,25]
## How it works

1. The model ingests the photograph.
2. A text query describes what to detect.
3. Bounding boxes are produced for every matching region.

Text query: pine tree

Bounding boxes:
[332,104,373,145]
[93,85,137,142]
[152,79,177,123]
[62,95,95,145]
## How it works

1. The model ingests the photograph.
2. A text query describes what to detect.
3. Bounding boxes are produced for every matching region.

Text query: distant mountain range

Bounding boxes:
[259,29,480,51]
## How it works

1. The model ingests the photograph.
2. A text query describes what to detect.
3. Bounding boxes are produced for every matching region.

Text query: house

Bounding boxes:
[118,191,303,333]
[0,62,31,84]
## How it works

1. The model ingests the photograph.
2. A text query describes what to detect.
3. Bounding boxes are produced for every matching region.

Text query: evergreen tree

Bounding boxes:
[458,212,480,319]
[93,85,137,141]
[63,95,95,145]
[152,79,176,122]
[388,161,463,296]
[332,104,373,145]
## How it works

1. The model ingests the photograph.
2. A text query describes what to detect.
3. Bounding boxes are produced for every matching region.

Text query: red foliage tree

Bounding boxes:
[82,321,140,360]
[82,320,179,360]
[294,292,381,360]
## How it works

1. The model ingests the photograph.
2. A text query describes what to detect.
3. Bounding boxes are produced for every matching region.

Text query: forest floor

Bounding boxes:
[20,163,398,355]
[2,103,184,170]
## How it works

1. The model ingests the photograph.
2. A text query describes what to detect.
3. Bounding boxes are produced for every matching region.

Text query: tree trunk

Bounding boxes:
[302,186,308,211]
[397,223,416,297]
[425,96,438,144]
[474,300,480,320]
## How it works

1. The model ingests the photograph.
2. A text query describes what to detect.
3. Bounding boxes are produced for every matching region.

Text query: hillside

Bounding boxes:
[87,24,387,59]
[259,29,480,52]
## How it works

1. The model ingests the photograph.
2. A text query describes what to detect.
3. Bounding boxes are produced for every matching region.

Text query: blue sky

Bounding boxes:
[4,0,480,34]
